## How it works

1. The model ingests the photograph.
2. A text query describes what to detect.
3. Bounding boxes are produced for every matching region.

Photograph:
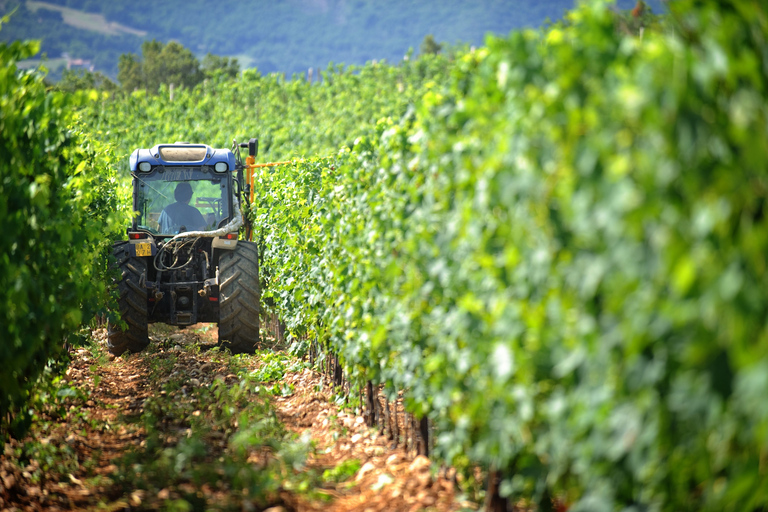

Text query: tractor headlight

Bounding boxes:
[138,162,151,172]
[214,162,228,172]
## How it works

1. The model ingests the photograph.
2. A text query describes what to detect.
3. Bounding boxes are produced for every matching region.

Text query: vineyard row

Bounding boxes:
[253,1,768,510]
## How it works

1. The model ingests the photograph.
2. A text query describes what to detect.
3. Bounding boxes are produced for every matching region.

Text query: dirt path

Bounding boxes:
[0,329,150,510]
[275,366,467,512]
[0,325,475,511]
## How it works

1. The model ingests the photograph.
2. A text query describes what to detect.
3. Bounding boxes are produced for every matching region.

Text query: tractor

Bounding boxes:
[108,139,261,355]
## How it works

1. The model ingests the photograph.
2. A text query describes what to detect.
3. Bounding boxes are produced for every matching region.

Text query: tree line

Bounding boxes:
[57,39,240,93]
[57,33,454,95]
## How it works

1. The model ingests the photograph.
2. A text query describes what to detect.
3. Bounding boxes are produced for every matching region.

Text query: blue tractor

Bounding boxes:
[108,139,260,355]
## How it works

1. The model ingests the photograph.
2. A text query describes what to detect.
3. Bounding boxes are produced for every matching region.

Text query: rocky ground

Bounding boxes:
[0,324,479,511]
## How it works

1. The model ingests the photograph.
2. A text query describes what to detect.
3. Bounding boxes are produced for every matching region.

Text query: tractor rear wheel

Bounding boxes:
[107,242,149,356]
[218,241,261,354]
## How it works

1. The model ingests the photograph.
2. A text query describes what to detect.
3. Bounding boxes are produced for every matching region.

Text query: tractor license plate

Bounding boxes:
[135,242,152,257]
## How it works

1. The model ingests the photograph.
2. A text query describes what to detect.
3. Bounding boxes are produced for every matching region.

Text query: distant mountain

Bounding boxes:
[0,0,664,80]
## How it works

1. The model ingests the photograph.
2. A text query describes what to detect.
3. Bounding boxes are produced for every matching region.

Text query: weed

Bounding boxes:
[193,324,212,335]
[87,342,110,366]
[267,382,295,397]
[321,458,361,484]
[150,323,178,336]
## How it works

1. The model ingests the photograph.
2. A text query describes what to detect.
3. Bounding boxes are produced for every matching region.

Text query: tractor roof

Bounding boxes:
[129,143,236,172]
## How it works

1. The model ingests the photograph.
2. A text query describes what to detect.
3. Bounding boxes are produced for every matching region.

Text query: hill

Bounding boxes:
[0,0,663,80]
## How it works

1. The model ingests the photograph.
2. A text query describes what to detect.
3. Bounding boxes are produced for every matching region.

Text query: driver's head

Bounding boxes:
[174,182,193,204]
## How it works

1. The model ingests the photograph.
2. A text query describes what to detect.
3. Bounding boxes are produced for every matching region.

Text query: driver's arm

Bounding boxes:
[158,209,173,233]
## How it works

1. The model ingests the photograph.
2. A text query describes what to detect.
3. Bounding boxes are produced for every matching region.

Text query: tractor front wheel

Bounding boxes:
[218,241,261,354]
[107,242,149,356]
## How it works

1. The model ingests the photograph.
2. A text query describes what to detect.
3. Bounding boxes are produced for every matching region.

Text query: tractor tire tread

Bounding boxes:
[218,241,260,354]
[107,242,149,356]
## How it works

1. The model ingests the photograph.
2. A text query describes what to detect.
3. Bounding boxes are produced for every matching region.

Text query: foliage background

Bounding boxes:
[248,0,768,510]
[0,26,127,437]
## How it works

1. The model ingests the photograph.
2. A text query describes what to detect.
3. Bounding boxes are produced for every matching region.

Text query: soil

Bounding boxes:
[0,325,477,512]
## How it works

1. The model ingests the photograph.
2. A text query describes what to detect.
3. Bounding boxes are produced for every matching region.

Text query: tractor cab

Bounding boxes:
[129,144,236,236]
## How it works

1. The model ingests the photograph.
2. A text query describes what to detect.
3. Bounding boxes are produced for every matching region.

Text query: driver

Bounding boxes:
[158,182,207,233]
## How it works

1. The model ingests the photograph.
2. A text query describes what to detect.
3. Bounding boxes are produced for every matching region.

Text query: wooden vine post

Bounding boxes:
[365,380,376,427]
[418,416,430,456]
[485,468,509,512]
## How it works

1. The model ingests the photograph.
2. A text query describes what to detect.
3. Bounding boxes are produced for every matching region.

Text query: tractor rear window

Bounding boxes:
[134,171,230,235]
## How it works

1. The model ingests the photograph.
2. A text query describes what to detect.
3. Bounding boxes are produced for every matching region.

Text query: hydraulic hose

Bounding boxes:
[169,195,244,241]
